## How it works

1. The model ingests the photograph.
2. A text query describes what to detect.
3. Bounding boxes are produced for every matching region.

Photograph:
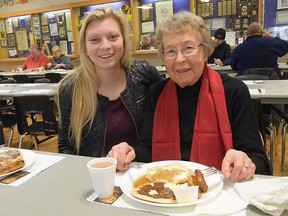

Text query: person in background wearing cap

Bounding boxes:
[231,22,288,75]
[208,28,231,66]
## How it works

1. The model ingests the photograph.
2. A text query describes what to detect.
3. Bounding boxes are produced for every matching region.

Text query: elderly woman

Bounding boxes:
[108,11,271,181]
[47,45,73,70]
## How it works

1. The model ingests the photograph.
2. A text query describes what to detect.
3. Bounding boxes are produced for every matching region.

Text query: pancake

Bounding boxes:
[0,149,25,175]
[146,163,194,184]
[131,181,177,204]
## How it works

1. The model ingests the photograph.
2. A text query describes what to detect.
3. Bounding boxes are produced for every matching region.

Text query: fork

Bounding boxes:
[125,162,143,169]
[201,166,218,177]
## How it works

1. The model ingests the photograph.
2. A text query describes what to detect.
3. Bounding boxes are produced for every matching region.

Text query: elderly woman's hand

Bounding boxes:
[221,149,256,181]
[107,142,136,171]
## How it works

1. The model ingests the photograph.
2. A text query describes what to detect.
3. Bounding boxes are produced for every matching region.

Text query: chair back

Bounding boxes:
[0,79,16,83]
[45,73,62,83]
[34,78,51,83]
[244,68,281,80]
[14,95,58,136]
[234,75,270,80]
[13,75,30,83]
[251,98,265,141]
[251,98,273,174]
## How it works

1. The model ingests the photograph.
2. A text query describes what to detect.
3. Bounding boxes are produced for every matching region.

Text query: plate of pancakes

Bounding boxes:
[120,160,223,207]
[0,148,36,178]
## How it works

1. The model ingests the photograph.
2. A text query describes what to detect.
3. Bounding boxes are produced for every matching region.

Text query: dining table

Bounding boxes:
[244,80,288,104]
[0,148,287,216]
[208,63,288,76]
[0,69,71,79]
[0,83,58,100]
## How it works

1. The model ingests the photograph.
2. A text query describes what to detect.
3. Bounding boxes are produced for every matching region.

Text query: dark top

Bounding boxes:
[51,54,73,70]
[208,41,231,66]
[58,60,163,157]
[105,98,136,155]
[231,35,288,75]
[134,72,271,175]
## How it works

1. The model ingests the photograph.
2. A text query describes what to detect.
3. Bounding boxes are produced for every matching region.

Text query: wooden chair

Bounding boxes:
[14,95,58,150]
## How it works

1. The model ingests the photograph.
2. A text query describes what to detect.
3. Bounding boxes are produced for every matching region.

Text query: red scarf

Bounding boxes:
[152,65,233,169]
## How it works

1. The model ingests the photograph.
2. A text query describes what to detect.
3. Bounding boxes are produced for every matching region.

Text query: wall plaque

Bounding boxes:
[232,0,237,15]
[242,18,249,28]
[235,19,241,29]
[226,17,234,29]
[251,10,258,22]
[218,1,223,16]
[227,0,232,15]
[223,1,227,16]
[239,3,251,18]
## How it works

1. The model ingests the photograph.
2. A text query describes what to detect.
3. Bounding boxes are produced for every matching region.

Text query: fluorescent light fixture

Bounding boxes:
[42,9,70,16]
[7,15,30,20]
[137,5,153,9]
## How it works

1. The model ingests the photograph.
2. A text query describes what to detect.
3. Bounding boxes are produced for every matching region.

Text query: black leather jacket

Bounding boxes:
[58,60,162,156]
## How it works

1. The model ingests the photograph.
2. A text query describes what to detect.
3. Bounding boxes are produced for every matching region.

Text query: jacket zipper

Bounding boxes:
[136,94,146,110]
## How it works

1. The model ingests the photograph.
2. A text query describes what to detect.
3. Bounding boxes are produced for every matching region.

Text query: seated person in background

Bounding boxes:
[208,28,231,66]
[108,11,271,182]
[231,22,288,75]
[47,46,73,70]
[17,44,49,72]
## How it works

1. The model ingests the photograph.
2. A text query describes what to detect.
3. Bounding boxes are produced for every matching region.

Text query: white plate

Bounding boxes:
[0,149,36,178]
[120,160,223,207]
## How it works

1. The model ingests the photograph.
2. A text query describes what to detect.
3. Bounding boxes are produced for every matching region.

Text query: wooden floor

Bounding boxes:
[3,126,288,176]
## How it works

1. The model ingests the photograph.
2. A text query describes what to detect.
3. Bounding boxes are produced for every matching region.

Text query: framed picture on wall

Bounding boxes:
[7,34,16,47]
[276,11,288,24]
[1,40,7,47]
[15,29,29,51]
[277,0,288,9]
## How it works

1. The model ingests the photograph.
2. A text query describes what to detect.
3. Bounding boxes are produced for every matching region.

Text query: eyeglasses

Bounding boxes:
[162,44,202,59]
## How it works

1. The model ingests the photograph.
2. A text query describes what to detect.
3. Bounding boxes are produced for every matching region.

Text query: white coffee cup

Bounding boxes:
[87,157,117,198]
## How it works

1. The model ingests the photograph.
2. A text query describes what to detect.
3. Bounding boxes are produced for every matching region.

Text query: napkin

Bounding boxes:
[234,176,288,216]
[194,179,247,216]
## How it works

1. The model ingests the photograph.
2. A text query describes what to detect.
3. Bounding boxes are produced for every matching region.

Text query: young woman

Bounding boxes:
[56,7,162,157]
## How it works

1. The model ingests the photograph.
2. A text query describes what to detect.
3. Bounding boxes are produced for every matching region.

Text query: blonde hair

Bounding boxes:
[52,45,62,53]
[56,7,132,154]
[155,11,214,58]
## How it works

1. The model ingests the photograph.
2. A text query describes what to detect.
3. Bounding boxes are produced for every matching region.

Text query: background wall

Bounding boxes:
[0,0,286,72]
[0,0,86,13]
